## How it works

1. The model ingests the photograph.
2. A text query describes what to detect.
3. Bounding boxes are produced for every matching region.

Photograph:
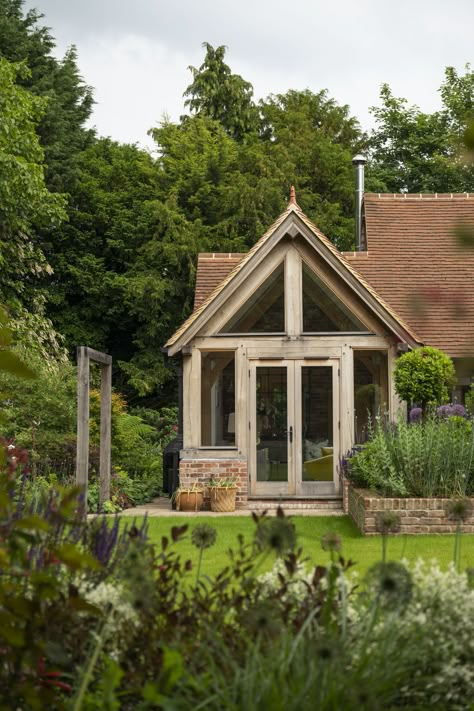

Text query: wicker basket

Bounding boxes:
[177,491,204,512]
[208,486,237,512]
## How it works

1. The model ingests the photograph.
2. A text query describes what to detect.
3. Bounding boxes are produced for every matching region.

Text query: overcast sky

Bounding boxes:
[24,0,474,151]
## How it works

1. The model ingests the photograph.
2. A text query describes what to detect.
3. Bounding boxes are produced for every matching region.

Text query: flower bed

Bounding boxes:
[343,480,474,535]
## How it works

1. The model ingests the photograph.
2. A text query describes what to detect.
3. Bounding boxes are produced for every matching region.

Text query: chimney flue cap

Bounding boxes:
[352,154,367,165]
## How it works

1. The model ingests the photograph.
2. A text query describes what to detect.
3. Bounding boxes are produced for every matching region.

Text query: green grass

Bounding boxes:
[122,514,474,578]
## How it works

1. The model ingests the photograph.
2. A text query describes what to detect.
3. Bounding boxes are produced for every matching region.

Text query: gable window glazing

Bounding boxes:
[220,263,285,333]
[302,262,367,332]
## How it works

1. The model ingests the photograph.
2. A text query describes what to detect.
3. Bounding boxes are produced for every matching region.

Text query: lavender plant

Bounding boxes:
[346,413,474,497]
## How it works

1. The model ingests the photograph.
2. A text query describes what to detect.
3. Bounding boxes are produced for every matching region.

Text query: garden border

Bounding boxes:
[342,479,474,535]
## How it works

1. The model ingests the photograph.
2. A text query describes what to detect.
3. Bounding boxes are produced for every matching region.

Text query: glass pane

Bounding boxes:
[256,367,288,482]
[221,263,285,333]
[302,366,334,482]
[302,262,366,332]
[354,350,389,442]
[201,352,235,446]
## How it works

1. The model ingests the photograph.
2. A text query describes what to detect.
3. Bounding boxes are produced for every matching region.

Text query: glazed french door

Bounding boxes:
[249,359,339,496]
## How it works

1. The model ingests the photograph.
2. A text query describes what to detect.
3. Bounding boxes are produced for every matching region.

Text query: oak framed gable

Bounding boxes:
[166,209,420,356]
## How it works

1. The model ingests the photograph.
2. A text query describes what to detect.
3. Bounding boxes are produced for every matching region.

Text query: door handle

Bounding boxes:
[289,426,293,443]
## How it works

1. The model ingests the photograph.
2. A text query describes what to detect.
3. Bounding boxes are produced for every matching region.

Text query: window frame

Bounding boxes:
[300,257,371,334]
[198,348,238,449]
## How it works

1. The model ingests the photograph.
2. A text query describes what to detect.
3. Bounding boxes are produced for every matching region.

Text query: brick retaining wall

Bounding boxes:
[346,481,474,535]
[179,458,248,509]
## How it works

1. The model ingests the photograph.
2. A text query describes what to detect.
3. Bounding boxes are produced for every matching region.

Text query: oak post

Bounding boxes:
[76,347,112,515]
[76,347,90,513]
[99,363,112,506]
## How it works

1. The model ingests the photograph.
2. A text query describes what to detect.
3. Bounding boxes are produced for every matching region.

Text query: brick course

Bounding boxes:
[179,459,248,509]
[248,499,343,511]
[345,481,474,535]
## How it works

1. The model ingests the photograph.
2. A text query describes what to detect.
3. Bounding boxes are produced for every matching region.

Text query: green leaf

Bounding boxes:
[0,622,25,647]
[52,543,101,571]
[0,350,36,379]
[13,515,52,532]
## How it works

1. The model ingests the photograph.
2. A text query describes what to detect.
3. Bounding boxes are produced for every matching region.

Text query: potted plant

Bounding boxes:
[208,476,238,512]
[172,483,204,512]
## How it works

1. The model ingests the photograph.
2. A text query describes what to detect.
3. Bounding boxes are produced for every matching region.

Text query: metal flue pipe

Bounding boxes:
[352,154,366,251]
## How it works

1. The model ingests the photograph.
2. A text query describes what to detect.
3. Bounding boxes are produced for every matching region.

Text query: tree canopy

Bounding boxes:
[183,42,260,140]
[0,7,472,407]
[368,65,474,192]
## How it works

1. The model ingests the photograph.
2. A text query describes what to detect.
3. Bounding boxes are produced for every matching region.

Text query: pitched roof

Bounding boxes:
[194,253,244,309]
[165,198,420,351]
[165,206,293,348]
[344,193,474,358]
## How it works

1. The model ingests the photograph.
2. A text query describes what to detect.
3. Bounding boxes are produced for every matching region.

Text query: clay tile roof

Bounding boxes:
[194,253,245,309]
[165,206,294,348]
[165,198,421,350]
[344,193,474,357]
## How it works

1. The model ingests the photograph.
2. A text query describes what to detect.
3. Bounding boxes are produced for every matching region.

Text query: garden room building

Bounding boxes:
[164,188,434,509]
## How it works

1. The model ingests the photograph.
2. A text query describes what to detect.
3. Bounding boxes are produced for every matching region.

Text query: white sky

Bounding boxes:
[24,0,474,150]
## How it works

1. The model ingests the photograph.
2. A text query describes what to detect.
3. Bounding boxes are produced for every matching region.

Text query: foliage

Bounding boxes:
[368,64,474,193]
[466,385,474,416]
[345,414,474,497]
[394,345,456,409]
[2,440,474,709]
[0,56,66,237]
[0,352,76,472]
[0,55,66,315]
[183,42,260,140]
[0,437,148,708]
[43,138,157,368]
[261,88,368,249]
[0,0,471,412]
[87,468,161,514]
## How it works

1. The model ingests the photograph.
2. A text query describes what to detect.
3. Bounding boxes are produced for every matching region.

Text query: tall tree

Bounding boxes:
[0,0,95,191]
[0,56,66,311]
[368,65,474,193]
[43,138,158,368]
[261,89,367,249]
[183,42,260,140]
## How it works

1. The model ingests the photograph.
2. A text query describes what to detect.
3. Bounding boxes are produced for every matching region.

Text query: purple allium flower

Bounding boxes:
[437,404,467,419]
[437,405,452,418]
[409,407,422,423]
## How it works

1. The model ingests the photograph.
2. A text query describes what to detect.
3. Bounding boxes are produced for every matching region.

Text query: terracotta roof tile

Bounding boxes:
[165,207,293,347]
[165,200,420,350]
[194,253,245,309]
[345,193,474,358]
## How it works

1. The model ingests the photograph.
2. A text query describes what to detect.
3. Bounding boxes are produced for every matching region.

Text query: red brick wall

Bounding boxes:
[179,459,248,509]
[347,484,474,535]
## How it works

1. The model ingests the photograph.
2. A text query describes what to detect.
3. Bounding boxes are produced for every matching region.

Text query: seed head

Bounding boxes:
[376,511,401,535]
[254,517,296,556]
[365,561,413,610]
[321,531,342,553]
[191,523,217,550]
[446,498,473,523]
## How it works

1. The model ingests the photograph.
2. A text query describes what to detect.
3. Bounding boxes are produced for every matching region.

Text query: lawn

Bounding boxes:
[122,514,474,578]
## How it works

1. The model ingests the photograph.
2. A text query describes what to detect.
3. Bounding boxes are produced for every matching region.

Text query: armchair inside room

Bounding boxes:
[303,447,333,482]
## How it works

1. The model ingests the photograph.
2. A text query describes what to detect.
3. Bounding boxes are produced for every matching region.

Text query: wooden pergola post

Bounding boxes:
[76,347,112,514]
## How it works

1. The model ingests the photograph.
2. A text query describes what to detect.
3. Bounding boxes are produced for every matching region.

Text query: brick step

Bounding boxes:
[247,498,343,511]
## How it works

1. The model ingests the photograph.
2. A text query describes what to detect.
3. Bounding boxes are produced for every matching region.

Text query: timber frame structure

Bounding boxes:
[76,347,112,513]
[164,192,423,509]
